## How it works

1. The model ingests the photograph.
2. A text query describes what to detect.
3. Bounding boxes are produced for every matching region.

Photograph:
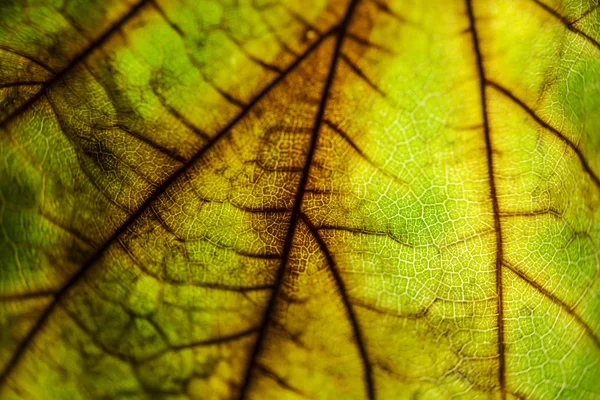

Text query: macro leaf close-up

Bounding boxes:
[1,0,599,399]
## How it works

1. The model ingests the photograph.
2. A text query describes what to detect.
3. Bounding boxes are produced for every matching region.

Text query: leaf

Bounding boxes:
[0,0,599,398]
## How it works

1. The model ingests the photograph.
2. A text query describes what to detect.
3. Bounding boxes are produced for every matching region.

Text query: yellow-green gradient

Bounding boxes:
[0,0,598,399]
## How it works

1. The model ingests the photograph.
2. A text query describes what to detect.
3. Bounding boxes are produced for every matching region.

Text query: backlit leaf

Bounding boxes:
[0,0,599,399]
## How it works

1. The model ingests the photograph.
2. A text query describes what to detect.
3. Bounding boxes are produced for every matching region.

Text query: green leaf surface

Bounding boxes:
[0,0,599,399]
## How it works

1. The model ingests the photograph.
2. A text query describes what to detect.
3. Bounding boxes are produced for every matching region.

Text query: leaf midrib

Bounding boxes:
[465,0,506,397]
[235,0,372,398]
[0,21,339,386]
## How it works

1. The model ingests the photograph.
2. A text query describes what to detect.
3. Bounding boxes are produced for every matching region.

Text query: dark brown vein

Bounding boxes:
[236,1,361,397]
[302,214,375,399]
[46,93,174,190]
[150,0,184,36]
[369,0,406,22]
[0,26,336,385]
[204,78,247,109]
[341,53,386,97]
[503,261,600,348]
[284,5,322,35]
[224,32,283,74]
[465,1,506,398]
[486,80,600,188]
[269,319,308,349]
[111,324,260,364]
[317,223,414,248]
[256,363,306,396]
[149,1,248,109]
[531,0,600,51]
[325,119,407,186]
[570,2,600,25]
[0,44,56,74]
[44,94,147,213]
[347,33,394,54]
[0,0,151,129]
[151,86,212,141]
[254,8,300,57]
[353,298,437,320]
[0,81,44,90]
[0,291,57,302]
[112,124,187,164]
[39,209,97,247]
[499,208,564,219]
[61,307,136,363]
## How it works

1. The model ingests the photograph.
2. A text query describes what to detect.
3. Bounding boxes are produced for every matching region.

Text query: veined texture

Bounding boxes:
[0,0,599,399]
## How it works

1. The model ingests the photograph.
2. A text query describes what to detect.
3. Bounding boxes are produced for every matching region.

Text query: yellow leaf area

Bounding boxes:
[0,0,599,399]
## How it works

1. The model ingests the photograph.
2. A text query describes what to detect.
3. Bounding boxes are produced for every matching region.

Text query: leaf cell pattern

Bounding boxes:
[0,0,599,399]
